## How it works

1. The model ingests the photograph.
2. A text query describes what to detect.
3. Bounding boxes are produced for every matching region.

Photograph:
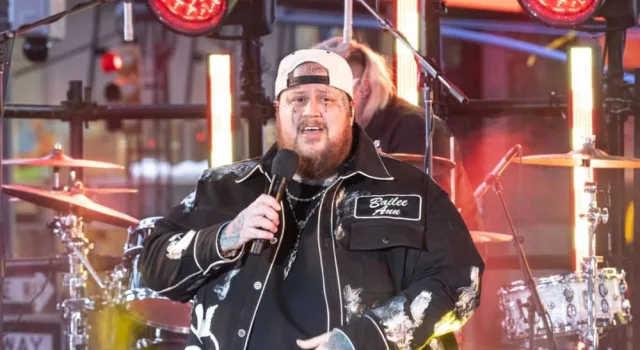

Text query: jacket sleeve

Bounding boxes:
[138,176,244,303]
[338,183,485,350]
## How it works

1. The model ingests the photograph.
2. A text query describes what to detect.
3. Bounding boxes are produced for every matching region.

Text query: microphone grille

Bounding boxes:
[272,149,299,179]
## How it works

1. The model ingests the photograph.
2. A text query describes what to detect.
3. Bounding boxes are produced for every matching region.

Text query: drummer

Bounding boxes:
[311,37,484,230]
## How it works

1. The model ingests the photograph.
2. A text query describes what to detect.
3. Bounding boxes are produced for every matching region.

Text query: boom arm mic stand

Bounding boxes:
[355,0,468,176]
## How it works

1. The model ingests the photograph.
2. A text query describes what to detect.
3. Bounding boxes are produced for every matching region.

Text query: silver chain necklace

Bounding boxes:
[285,187,325,203]
[286,193,323,230]
[283,183,332,279]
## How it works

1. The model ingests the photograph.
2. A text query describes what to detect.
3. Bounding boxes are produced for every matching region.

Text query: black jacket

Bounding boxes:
[139,126,484,350]
[364,96,484,230]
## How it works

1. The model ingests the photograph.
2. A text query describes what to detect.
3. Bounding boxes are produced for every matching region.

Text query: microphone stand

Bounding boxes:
[355,0,468,176]
[491,176,559,350]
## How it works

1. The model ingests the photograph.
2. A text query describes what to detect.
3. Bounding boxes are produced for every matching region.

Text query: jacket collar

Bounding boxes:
[236,125,393,183]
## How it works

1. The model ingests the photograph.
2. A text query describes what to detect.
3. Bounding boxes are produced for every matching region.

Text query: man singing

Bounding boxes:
[312,38,483,231]
[139,49,484,350]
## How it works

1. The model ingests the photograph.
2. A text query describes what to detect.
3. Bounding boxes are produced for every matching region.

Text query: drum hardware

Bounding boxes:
[1,184,139,228]
[517,138,640,169]
[105,217,192,334]
[2,143,124,169]
[48,213,105,350]
[1,141,141,349]
[498,136,635,348]
[580,181,610,349]
[498,268,631,341]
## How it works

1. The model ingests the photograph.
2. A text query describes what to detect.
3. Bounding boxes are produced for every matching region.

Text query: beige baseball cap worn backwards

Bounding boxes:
[275,49,354,100]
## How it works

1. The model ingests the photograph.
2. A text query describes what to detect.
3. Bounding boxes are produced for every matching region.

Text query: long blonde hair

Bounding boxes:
[312,37,395,122]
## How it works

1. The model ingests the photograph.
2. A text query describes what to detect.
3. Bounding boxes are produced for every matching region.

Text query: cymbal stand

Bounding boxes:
[49,213,104,350]
[580,182,609,349]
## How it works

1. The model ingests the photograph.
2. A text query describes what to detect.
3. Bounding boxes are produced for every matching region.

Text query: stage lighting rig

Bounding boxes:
[142,0,275,37]
[517,0,639,29]
[144,0,238,36]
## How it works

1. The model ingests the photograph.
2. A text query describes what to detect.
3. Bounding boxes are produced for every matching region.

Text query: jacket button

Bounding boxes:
[254,281,262,290]
[382,237,390,244]
[323,238,330,248]
[238,329,246,338]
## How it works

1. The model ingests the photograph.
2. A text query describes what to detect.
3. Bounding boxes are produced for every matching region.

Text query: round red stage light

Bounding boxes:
[518,0,602,27]
[146,0,227,36]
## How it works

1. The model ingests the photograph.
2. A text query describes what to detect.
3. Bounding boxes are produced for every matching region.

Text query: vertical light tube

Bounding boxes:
[396,0,420,106]
[207,54,233,168]
[569,46,595,269]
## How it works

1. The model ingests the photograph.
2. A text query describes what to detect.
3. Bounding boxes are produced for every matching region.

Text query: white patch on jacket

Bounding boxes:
[165,230,197,260]
[181,191,197,213]
[334,190,370,241]
[190,303,219,350]
[429,338,444,350]
[342,285,364,323]
[371,291,432,349]
[213,265,241,300]
[201,161,259,181]
[433,266,481,336]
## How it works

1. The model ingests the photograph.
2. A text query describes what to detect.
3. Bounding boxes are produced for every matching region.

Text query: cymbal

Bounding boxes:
[470,230,513,244]
[1,185,138,228]
[519,146,640,169]
[3,149,123,169]
[387,153,456,170]
[81,188,138,195]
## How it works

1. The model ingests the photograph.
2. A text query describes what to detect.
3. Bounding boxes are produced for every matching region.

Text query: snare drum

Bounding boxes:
[115,217,193,334]
[498,268,631,341]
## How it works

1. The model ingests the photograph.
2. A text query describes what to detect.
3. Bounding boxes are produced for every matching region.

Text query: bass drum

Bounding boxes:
[497,268,631,341]
[107,217,193,334]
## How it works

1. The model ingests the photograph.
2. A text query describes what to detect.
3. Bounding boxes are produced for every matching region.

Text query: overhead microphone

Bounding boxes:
[250,149,299,255]
[123,0,134,42]
[473,144,522,199]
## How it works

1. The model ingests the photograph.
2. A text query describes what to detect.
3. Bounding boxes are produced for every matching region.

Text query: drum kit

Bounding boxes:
[0,144,191,349]
[392,136,638,349]
[495,136,637,350]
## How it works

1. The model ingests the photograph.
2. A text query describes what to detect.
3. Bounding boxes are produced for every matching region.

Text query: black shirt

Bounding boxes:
[364,96,484,230]
[246,180,328,349]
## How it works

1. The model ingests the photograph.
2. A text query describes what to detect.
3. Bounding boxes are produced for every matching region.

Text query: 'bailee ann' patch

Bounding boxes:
[354,194,422,220]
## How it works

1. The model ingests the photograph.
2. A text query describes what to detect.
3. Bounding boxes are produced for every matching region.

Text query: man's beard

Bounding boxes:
[276,123,353,181]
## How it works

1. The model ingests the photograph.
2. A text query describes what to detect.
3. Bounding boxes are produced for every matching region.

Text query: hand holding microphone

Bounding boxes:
[218,149,299,255]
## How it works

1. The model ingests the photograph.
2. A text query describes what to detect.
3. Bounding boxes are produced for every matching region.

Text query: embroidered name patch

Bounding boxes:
[354,194,422,220]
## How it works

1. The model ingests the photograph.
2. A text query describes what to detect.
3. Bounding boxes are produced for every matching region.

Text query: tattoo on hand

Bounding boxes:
[326,330,355,350]
[220,214,244,250]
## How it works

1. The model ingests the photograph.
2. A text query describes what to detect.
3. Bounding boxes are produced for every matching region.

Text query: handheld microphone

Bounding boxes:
[123,0,134,42]
[473,144,522,199]
[250,149,299,255]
